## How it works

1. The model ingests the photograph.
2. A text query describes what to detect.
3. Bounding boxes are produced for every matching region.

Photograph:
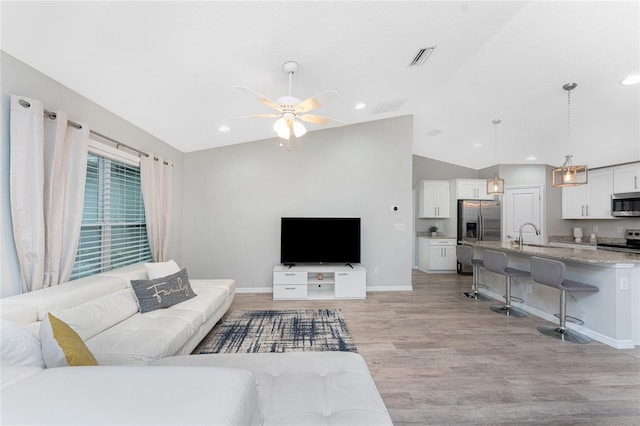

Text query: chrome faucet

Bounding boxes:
[518,222,540,250]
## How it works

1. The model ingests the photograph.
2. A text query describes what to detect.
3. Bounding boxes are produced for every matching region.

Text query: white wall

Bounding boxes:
[0,51,184,297]
[182,116,414,290]
[478,164,565,238]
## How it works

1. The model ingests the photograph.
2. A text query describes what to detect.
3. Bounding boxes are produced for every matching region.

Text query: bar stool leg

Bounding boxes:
[537,290,591,343]
[490,276,528,317]
[463,265,491,301]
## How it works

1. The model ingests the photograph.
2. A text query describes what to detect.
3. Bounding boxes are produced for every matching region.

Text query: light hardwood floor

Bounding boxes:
[215,269,640,425]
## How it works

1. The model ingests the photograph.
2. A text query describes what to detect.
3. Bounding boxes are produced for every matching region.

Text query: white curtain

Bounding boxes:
[140,153,172,262]
[10,95,89,292]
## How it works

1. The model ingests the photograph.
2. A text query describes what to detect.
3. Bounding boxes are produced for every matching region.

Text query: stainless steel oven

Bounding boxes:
[612,192,640,217]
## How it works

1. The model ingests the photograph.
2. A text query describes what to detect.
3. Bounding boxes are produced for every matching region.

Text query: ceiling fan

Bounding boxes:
[232,61,344,140]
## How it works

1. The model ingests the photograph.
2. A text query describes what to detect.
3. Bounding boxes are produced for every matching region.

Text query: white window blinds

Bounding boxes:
[70,153,152,280]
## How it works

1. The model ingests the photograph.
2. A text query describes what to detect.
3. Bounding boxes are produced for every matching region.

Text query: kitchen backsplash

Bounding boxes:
[562,218,639,239]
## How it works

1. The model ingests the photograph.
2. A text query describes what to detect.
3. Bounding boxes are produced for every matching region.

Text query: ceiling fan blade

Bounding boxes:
[298,114,346,126]
[235,86,282,112]
[295,90,339,114]
[227,113,281,120]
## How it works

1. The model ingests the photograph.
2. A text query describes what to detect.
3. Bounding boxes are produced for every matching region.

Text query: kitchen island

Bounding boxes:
[464,241,640,349]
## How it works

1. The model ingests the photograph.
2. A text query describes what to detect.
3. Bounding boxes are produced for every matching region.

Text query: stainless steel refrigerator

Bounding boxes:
[457,199,501,275]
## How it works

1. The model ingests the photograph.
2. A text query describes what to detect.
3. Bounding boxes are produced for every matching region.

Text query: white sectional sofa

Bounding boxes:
[0,262,392,425]
[0,262,235,364]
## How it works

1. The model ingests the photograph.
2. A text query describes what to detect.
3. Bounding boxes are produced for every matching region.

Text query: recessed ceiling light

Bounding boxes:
[526,156,537,161]
[218,125,230,133]
[355,103,366,110]
[472,143,482,148]
[621,74,640,86]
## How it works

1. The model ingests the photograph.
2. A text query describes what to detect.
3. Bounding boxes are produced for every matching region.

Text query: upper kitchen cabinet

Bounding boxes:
[562,169,614,219]
[613,163,640,193]
[418,180,450,218]
[453,179,490,200]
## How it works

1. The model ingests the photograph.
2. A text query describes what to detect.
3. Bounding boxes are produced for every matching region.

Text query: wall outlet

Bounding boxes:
[373,267,380,276]
[395,223,405,231]
[620,278,629,291]
[617,226,624,234]
[593,225,599,233]
[526,283,533,294]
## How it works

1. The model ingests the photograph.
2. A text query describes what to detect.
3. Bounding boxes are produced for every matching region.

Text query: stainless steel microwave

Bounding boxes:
[612,192,640,217]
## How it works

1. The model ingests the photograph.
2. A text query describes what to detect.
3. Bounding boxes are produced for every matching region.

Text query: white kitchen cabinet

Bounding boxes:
[562,169,614,219]
[453,179,490,200]
[418,180,450,218]
[613,163,640,193]
[418,237,457,273]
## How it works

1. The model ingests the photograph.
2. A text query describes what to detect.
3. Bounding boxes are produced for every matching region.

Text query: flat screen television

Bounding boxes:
[280,217,361,265]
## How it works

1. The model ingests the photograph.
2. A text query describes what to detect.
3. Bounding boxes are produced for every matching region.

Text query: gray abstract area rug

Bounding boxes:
[196,309,357,354]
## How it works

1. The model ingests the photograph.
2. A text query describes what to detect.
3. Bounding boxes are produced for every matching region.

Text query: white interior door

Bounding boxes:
[504,187,542,244]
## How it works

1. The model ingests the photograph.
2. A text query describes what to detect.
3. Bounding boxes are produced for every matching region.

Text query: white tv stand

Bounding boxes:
[273,265,366,300]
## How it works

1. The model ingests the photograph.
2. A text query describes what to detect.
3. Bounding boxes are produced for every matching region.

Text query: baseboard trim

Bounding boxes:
[236,285,414,294]
[482,289,635,349]
[236,288,273,294]
[367,285,413,292]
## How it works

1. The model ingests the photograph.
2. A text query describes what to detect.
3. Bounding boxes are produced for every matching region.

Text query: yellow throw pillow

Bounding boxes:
[39,313,98,368]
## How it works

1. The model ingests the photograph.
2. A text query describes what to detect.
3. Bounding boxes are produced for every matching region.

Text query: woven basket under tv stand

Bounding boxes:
[272,265,366,300]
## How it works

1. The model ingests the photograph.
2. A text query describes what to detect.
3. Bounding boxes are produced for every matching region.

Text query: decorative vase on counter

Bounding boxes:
[573,227,583,243]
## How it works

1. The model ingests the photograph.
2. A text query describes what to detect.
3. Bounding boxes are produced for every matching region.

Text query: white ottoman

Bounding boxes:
[153,351,392,426]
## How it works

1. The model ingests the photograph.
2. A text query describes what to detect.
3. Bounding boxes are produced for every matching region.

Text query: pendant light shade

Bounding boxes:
[272,113,307,140]
[486,119,504,195]
[552,83,588,187]
[552,155,588,186]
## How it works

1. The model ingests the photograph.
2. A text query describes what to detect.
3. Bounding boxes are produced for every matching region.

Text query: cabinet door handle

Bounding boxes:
[434,207,437,216]
[284,273,296,276]
[284,287,296,290]
[635,176,638,190]
[582,206,585,216]
[586,205,589,216]
[337,273,348,276]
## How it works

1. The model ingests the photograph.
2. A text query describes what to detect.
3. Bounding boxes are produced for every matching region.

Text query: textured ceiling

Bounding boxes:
[2,1,638,169]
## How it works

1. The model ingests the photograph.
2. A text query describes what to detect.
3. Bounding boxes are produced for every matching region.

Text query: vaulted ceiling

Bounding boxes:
[2,1,638,169]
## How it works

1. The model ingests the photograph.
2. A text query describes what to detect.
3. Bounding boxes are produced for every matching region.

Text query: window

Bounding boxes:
[70,150,152,280]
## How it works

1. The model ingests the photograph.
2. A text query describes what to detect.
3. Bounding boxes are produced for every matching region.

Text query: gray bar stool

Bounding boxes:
[456,245,491,301]
[530,256,599,344]
[483,250,529,317]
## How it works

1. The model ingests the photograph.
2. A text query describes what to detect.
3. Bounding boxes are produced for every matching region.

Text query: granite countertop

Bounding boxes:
[464,241,640,265]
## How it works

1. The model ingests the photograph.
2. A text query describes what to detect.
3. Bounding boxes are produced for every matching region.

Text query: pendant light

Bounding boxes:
[486,119,505,195]
[552,83,588,187]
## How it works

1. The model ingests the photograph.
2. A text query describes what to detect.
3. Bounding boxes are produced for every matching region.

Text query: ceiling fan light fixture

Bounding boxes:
[233,60,342,146]
[293,120,307,138]
[273,117,290,139]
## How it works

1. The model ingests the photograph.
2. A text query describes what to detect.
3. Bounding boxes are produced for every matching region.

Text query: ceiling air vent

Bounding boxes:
[371,98,408,115]
[408,46,437,67]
